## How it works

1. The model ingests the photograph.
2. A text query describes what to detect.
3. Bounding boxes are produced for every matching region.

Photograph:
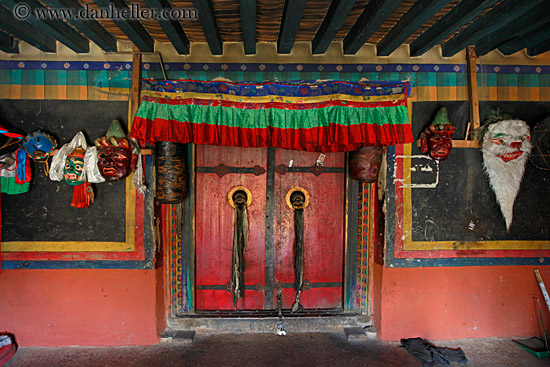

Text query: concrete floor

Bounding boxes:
[4,332,550,367]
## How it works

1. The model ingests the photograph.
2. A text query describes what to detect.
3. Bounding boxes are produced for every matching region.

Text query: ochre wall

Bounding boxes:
[373,264,550,341]
[0,269,162,346]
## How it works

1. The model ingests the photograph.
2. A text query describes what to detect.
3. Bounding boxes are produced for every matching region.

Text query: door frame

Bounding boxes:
[166,144,374,318]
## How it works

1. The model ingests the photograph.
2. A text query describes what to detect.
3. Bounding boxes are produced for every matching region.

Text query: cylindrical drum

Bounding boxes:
[349,146,383,183]
[155,141,186,203]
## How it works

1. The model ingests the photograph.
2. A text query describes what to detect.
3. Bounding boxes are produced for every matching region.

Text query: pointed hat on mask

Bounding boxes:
[106,120,127,139]
[431,107,452,128]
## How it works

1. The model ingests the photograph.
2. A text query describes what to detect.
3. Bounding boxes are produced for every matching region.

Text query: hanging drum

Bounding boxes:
[155,141,186,203]
[349,146,384,183]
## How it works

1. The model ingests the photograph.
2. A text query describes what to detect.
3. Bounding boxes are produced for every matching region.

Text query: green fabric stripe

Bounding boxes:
[498,73,518,87]
[0,70,9,85]
[45,70,56,86]
[479,72,497,87]
[58,70,67,86]
[416,72,437,87]
[136,100,410,129]
[539,74,550,88]
[11,69,22,85]
[519,74,538,88]
[436,72,456,87]
[22,69,34,85]
[35,69,45,86]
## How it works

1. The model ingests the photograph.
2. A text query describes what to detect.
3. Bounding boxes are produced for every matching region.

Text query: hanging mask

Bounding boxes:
[419,107,455,161]
[63,147,86,185]
[95,120,138,182]
[349,146,384,183]
[22,130,58,160]
[480,112,532,231]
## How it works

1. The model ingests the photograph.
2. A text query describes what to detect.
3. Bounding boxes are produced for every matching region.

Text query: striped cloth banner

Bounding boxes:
[130,79,413,152]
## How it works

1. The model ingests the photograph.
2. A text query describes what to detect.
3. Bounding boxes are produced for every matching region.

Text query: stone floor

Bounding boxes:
[4,332,550,367]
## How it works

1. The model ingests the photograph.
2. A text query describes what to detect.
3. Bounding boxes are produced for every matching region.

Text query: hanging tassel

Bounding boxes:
[290,191,306,313]
[231,191,248,307]
[70,181,94,208]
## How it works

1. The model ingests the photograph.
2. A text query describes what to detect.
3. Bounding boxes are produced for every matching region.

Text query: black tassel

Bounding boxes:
[231,191,248,307]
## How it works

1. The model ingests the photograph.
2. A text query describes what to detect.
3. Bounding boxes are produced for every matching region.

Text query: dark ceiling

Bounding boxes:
[0,0,549,58]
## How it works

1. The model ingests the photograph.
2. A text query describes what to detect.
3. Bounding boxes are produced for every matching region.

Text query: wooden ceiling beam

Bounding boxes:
[409,0,499,57]
[93,0,154,52]
[528,39,550,57]
[312,0,356,55]
[498,24,550,56]
[277,0,306,54]
[441,0,544,57]
[192,0,222,55]
[0,29,18,53]
[474,3,550,56]
[0,0,89,53]
[239,0,256,55]
[377,0,450,57]
[42,0,117,52]
[343,0,400,55]
[0,5,56,52]
[144,0,190,54]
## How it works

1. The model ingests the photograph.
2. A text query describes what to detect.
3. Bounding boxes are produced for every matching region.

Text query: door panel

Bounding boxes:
[195,145,345,311]
[195,145,267,310]
[273,149,345,309]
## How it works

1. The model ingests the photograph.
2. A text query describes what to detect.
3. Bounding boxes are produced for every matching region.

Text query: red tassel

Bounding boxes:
[70,181,94,208]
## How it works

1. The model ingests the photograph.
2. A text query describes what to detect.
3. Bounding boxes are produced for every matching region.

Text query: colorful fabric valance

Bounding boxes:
[130,79,413,152]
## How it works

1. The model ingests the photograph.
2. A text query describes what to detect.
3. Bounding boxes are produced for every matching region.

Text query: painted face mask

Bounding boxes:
[63,147,86,185]
[420,107,455,161]
[481,117,532,231]
[349,146,384,183]
[95,120,138,182]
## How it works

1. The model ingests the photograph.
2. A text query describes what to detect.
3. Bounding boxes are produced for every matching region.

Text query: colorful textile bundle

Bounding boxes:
[131,79,413,152]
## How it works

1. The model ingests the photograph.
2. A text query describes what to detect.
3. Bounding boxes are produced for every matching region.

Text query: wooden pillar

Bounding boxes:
[466,45,480,131]
[130,46,142,126]
[452,45,480,148]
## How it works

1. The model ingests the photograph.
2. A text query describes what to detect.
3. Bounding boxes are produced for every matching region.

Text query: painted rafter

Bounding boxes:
[239,0,256,55]
[0,4,56,52]
[192,0,222,55]
[277,0,307,54]
[441,0,544,57]
[312,0,356,55]
[41,0,117,52]
[343,0,400,55]
[498,24,550,56]
[474,2,550,56]
[92,0,154,52]
[0,0,89,53]
[377,0,451,57]
[409,0,499,57]
[0,29,18,53]
[144,0,190,54]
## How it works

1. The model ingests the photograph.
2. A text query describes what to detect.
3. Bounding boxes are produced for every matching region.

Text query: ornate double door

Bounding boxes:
[195,145,345,311]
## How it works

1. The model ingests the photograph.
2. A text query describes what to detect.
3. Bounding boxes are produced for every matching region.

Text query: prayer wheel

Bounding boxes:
[349,146,383,183]
[155,141,186,203]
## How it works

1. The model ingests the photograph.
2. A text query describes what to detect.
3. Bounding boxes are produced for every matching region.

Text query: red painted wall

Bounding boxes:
[0,269,163,346]
[374,264,550,341]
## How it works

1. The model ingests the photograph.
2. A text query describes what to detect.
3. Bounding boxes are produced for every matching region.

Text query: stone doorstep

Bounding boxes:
[160,329,196,344]
[166,315,372,335]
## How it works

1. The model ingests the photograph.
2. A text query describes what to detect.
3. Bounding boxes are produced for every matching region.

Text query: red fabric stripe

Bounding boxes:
[141,96,407,110]
[131,117,413,152]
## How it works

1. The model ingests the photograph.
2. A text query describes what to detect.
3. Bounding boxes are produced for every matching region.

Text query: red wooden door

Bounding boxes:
[195,145,345,311]
[273,149,345,310]
[195,145,267,310]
